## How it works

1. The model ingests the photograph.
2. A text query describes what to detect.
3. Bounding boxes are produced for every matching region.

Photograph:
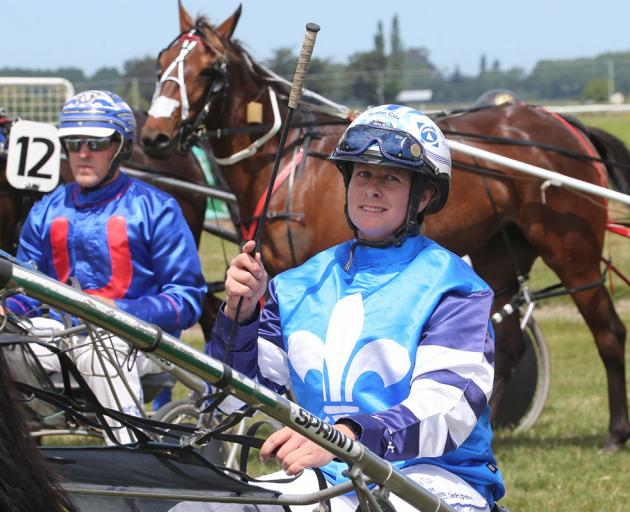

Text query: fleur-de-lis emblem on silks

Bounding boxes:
[288,294,411,422]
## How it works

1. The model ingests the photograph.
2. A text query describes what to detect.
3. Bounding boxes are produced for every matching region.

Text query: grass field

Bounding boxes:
[495,306,630,511]
[578,112,630,143]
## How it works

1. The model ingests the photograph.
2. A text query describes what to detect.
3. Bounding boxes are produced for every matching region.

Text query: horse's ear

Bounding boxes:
[216,4,242,40]
[178,0,195,32]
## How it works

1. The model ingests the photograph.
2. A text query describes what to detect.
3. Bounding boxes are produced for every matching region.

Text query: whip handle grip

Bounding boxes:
[288,23,320,109]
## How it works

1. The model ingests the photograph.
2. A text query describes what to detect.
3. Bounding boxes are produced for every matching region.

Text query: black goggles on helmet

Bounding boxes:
[335,125,437,173]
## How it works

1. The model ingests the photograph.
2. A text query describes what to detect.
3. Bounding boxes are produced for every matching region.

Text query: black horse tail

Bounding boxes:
[585,126,630,195]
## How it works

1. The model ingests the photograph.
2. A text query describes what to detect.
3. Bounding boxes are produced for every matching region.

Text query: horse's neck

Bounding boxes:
[206,68,281,210]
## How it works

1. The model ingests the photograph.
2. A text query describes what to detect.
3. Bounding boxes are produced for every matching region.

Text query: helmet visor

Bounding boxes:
[336,125,437,173]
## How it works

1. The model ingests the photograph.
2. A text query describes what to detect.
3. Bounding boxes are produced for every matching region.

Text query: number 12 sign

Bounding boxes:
[6,120,61,192]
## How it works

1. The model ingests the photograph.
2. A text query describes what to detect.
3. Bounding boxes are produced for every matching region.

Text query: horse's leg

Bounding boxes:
[525,210,629,451]
[558,272,626,451]
[468,226,537,421]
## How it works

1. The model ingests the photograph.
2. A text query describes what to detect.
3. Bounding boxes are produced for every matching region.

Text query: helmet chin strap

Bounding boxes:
[342,175,427,270]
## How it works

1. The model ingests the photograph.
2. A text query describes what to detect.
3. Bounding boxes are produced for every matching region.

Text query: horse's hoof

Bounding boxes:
[601,432,630,453]
[600,441,623,454]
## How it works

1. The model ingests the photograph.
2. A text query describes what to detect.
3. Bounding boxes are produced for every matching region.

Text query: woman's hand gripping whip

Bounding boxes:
[222,24,321,365]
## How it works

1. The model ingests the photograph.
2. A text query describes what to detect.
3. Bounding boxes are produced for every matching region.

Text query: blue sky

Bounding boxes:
[5,0,630,77]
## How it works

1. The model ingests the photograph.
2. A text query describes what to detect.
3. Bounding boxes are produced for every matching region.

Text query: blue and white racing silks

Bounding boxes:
[7,172,206,336]
[210,235,505,507]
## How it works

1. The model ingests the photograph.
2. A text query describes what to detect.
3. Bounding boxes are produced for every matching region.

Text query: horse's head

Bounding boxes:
[141,1,242,158]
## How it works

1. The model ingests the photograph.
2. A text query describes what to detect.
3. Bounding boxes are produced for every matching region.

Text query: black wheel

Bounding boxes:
[152,398,228,464]
[493,313,550,430]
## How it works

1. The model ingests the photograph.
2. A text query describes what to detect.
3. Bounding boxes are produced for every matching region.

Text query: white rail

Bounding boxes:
[447,139,630,206]
[545,103,630,114]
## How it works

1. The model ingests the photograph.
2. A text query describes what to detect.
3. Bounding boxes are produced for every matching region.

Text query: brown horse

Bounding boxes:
[141,3,630,451]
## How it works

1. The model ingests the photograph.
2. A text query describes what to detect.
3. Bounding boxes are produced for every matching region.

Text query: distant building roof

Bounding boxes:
[396,89,433,102]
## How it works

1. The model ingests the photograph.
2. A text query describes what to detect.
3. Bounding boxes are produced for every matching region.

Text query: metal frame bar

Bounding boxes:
[0,258,454,512]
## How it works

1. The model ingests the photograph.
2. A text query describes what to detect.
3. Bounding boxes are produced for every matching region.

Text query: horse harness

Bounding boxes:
[153,27,229,153]
[154,27,621,296]
[207,120,342,268]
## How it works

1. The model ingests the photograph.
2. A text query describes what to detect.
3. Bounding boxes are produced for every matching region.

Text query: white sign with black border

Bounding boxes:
[6,120,61,192]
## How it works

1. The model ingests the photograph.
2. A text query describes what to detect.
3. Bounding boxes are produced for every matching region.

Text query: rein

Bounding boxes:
[239,148,304,241]
[212,86,281,166]
[206,118,350,139]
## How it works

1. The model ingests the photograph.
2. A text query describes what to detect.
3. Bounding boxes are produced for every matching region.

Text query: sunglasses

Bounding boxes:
[337,125,437,172]
[63,136,117,153]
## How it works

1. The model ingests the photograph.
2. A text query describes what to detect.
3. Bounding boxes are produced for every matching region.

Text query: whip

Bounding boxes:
[252,23,321,246]
[228,23,320,332]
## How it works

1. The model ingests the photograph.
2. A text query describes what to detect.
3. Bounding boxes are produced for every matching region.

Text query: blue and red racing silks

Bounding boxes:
[7,172,206,336]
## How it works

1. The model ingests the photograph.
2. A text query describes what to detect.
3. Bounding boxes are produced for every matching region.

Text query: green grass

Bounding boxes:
[495,308,630,511]
[577,112,630,145]
[197,230,240,285]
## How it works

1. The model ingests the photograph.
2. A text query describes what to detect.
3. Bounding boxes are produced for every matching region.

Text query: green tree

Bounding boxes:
[84,67,123,92]
[479,54,487,76]
[373,21,386,104]
[121,56,157,109]
[340,20,389,106]
[264,49,346,101]
[582,78,609,102]
[91,67,121,82]
[401,47,438,90]
[385,14,404,102]
[264,47,297,78]
[346,50,383,106]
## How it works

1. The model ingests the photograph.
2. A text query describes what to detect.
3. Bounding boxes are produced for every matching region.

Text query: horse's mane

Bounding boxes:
[248,54,351,120]
[195,16,350,121]
[0,348,78,511]
[195,16,243,63]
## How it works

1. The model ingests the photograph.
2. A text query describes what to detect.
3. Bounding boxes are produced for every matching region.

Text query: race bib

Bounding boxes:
[6,120,61,192]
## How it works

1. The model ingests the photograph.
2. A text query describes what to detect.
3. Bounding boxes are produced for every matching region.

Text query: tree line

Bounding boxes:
[2,16,629,109]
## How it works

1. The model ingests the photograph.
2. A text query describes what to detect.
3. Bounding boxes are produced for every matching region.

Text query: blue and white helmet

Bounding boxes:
[58,90,136,143]
[330,104,451,213]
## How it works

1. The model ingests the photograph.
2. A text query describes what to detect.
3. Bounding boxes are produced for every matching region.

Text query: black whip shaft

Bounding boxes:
[225,23,320,347]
